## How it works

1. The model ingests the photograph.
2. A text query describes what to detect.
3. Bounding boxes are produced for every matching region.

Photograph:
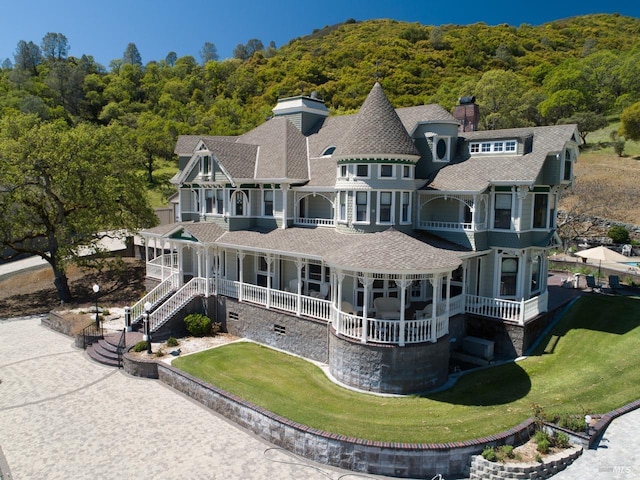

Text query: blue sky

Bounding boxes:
[1,0,639,68]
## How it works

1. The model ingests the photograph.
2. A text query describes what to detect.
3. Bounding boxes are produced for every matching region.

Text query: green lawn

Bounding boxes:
[173,295,640,443]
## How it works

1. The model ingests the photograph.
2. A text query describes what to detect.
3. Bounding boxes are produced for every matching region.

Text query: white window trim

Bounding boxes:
[495,253,520,300]
[200,155,211,178]
[231,190,250,217]
[262,189,274,217]
[337,191,348,223]
[470,140,517,155]
[376,191,395,225]
[378,164,395,179]
[433,135,452,162]
[338,164,349,179]
[492,191,514,231]
[353,190,370,224]
[355,164,370,179]
[402,165,413,179]
[400,191,412,225]
[531,192,551,230]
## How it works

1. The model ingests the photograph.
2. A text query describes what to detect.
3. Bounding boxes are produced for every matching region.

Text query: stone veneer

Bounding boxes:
[328,332,450,394]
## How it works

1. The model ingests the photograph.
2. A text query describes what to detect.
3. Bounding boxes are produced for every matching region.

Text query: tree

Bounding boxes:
[123,43,142,66]
[165,51,177,66]
[619,101,640,141]
[200,42,218,64]
[13,40,42,74]
[558,111,608,146]
[607,225,630,244]
[135,112,175,183]
[0,114,157,302]
[41,32,70,61]
[474,70,533,129]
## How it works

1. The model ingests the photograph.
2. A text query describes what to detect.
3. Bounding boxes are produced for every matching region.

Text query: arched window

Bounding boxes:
[321,146,336,156]
[230,190,250,216]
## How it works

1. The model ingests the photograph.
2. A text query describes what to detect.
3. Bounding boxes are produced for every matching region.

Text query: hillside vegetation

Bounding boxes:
[1,13,640,213]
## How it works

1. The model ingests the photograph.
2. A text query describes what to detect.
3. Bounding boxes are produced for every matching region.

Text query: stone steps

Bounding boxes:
[86,331,143,368]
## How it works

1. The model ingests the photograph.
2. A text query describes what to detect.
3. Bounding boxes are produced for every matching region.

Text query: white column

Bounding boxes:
[335,270,345,331]
[282,184,289,229]
[237,251,245,302]
[295,258,303,317]
[265,254,273,309]
[205,248,211,297]
[396,277,408,347]
[360,275,373,344]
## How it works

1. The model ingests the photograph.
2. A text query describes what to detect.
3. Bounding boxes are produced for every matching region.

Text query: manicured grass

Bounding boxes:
[173,295,640,443]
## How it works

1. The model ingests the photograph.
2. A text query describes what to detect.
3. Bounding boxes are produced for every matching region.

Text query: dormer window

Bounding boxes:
[434,136,451,162]
[563,149,573,182]
[322,146,336,156]
[470,140,517,155]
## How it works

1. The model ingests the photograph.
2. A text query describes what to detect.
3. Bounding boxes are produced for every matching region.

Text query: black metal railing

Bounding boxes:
[81,322,103,349]
[116,328,126,369]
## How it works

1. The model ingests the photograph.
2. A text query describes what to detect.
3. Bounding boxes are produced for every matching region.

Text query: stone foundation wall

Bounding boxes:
[328,333,450,394]
[212,296,329,363]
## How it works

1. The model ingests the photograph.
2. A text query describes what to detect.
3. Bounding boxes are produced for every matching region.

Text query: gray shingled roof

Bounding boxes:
[142,222,226,245]
[429,124,578,192]
[332,82,420,158]
[174,135,238,156]
[238,117,308,181]
[215,226,463,273]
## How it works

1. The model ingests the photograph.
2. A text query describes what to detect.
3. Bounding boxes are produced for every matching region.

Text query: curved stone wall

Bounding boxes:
[328,331,450,394]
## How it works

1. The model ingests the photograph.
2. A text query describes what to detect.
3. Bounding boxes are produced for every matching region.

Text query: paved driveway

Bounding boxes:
[0,316,392,480]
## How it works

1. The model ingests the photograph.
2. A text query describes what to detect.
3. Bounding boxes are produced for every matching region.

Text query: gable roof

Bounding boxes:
[332,82,420,159]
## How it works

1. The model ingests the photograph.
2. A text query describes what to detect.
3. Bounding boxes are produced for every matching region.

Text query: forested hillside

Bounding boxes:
[2,13,640,200]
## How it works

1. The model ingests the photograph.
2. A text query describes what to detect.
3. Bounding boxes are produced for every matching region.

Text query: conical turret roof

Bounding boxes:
[333,82,420,158]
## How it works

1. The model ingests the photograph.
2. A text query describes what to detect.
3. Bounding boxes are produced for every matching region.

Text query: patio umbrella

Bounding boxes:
[575,245,628,281]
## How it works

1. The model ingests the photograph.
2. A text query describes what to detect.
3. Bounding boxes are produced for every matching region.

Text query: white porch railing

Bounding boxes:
[464,292,547,325]
[335,311,449,346]
[418,220,486,231]
[148,277,207,332]
[146,253,179,280]
[293,217,335,227]
[130,273,180,324]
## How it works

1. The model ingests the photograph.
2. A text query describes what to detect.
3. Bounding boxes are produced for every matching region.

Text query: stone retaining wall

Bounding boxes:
[157,362,536,478]
[469,446,582,480]
[123,352,159,378]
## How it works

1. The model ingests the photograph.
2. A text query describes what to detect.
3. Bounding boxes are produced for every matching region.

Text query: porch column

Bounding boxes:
[396,277,409,347]
[359,275,373,344]
[265,254,273,309]
[205,248,211,297]
[335,269,345,331]
[445,272,451,316]
[430,275,440,342]
[237,251,245,302]
[282,184,289,229]
[295,258,303,317]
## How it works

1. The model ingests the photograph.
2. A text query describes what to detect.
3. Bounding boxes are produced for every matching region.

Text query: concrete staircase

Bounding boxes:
[86,331,143,368]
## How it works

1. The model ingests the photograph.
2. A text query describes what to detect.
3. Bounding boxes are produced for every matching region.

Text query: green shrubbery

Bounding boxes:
[166,337,179,347]
[183,313,212,337]
[133,341,148,352]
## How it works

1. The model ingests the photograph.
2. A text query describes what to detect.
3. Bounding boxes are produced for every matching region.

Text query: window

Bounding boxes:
[204,190,214,213]
[322,146,336,156]
[355,165,369,178]
[531,255,542,294]
[470,140,518,155]
[231,190,249,216]
[563,149,572,181]
[340,165,348,178]
[338,191,347,222]
[500,257,518,297]
[494,193,512,229]
[215,189,224,214]
[378,191,393,223]
[201,155,211,177]
[401,192,411,223]
[355,191,369,223]
[263,190,274,216]
[402,165,412,178]
[533,194,548,229]
[380,165,393,178]
[434,136,450,161]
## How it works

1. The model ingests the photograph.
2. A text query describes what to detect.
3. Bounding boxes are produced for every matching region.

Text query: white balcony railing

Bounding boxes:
[293,217,335,227]
[418,220,487,231]
[465,292,547,325]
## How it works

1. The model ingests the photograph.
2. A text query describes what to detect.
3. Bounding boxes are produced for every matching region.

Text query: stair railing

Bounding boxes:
[81,322,103,349]
[115,328,126,369]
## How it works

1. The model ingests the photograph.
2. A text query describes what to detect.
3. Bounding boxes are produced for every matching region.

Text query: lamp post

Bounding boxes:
[92,284,100,329]
[144,301,152,354]
[585,414,592,436]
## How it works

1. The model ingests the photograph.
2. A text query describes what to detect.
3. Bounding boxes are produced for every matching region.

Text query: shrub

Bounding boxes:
[496,445,515,461]
[133,341,148,352]
[481,447,497,462]
[184,313,212,337]
[537,437,551,454]
[555,413,584,433]
[166,337,179,347]
[608,225,630,244]
[155,348,165,358]
[552,431,571,449]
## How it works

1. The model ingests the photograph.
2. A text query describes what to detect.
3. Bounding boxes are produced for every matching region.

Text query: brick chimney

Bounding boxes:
[453,96,480,132]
